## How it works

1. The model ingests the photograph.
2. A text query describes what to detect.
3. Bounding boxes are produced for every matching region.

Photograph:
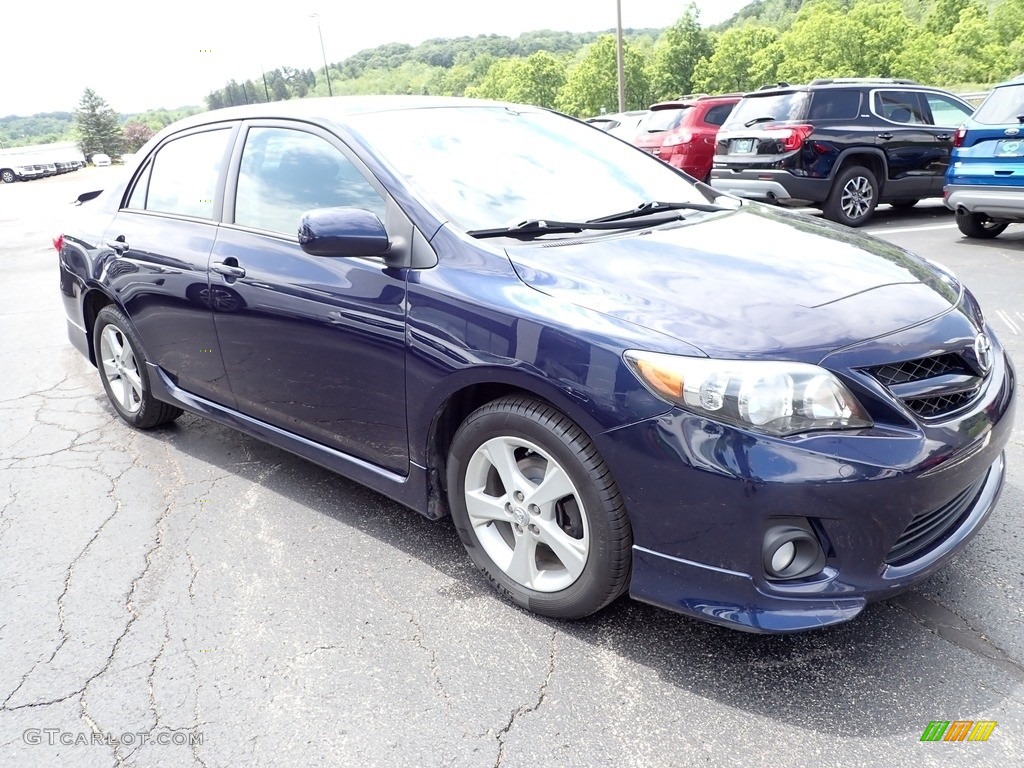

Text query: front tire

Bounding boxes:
[1,169,15,184]
[447,397,631,619]
[93,306,183,429]
[956,210,1008,239]
[823,165,878,227]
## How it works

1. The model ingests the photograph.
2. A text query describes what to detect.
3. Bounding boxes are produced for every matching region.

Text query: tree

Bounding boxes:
[74,89,122,159]
[692,26,781,92]
[467,51,566,108]
[121,122,155,153]
[557,35,651,117]
[646,3,714,100]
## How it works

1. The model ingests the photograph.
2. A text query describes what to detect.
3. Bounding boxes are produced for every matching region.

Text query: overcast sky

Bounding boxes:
[2,1,752,116]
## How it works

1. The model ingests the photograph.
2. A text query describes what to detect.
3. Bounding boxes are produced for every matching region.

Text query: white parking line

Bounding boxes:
[867,223,958,235]
[996,310,1021,334]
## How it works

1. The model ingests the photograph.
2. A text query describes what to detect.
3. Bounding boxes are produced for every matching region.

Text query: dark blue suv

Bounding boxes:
[945,75,1024,238]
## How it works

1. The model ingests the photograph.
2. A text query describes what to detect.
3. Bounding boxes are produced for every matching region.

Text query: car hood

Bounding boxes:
[505,204,960,362]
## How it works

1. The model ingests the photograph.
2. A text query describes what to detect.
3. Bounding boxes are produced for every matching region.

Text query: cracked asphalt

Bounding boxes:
[1,169,1022,768]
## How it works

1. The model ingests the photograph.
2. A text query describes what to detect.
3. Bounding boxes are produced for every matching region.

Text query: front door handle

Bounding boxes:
[877,132,894,140]
[211,261,246,279]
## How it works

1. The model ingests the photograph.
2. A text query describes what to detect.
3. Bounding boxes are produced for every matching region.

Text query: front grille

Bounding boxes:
[865,352,982,419]
[885,474,987,566]
[870,354,969,386]
[904,390,977,417]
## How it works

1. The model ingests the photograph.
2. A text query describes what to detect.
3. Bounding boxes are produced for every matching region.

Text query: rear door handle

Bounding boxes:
[877,133,894,140]
[106,236,129,254]
[211,261,246,279]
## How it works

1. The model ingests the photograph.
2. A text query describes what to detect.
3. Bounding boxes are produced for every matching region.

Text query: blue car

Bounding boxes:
[57,97,1015,632]
[946,75,1024,237]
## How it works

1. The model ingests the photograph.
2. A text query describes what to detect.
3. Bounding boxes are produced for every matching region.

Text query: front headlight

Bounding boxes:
[624,351,872,436]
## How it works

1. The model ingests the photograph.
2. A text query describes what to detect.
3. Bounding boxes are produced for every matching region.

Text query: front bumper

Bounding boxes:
[596,345,1016,633]
[944,183,1024,220]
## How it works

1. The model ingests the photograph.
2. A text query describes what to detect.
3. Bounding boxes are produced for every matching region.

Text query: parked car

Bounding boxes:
[585,110,650,141]
[633,94,741,181]
[56,96,1015,633]
[945,74,1024,238]
[711,78,975,226]
[92,153,112,167]
[0,161,43,183]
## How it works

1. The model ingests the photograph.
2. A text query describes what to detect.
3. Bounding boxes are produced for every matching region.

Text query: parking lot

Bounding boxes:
[0,167,1021,767]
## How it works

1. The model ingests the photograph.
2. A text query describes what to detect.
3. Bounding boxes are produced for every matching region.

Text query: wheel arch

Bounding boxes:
[80,285,119,366]
[831,149,887,188]
[420,373,621,521]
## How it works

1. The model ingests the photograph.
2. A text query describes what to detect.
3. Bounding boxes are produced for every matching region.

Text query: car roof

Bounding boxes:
[160,95,530,133]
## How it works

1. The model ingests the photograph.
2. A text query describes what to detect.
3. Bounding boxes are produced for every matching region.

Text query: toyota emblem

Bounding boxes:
[974,332,993,374]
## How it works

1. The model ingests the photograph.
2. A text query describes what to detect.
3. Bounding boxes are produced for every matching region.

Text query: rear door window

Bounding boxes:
[873,91,928,125]
[141,129,233,219]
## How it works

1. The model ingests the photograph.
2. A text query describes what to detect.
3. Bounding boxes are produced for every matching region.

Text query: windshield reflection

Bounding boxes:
[348,106,712,232]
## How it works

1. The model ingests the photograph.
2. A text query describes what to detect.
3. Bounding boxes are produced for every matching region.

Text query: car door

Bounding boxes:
[210,121,409,472]
[920,92,975,193]
[872,89,937,198]
[102,124,238,406]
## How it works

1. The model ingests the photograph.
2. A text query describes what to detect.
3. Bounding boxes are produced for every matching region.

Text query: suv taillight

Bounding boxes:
[952,126,967,148]
[53,234,63,252]
[763,124,814,152]
[661,130,693,148]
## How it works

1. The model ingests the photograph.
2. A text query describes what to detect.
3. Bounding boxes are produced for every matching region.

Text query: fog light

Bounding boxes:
[770,541,796,573]
[763,522,826,580]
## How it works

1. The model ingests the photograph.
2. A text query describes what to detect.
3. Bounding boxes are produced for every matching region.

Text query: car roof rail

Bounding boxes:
[757,82,791,90]
[809,77,919,86]
[677,92,710,101]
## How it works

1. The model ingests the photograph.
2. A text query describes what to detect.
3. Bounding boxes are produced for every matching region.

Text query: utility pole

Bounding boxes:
[615,0,626,112]
[311,13,334,97]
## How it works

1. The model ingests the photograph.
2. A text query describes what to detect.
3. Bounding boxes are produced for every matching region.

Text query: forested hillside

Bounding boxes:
[6,0,1024,148]
[204,0,1024,117]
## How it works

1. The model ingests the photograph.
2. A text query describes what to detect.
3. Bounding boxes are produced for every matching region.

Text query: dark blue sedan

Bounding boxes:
[57,97,1016,632]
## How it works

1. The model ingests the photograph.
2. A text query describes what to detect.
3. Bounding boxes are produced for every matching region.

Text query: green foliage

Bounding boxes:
[74,89,123,158]
[0,112,74,147]
[692,26,781,92]
[557,35,651,116]
[646,3,714,100]
[467,52,567,108]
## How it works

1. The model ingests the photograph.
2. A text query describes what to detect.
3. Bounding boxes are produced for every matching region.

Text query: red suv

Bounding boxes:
[633,94,741,181]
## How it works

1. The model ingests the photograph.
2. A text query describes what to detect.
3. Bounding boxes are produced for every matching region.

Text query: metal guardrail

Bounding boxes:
[959,91,991,106]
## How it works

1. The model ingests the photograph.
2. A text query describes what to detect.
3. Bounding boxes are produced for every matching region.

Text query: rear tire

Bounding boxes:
[93,306,183,429]
[447,397,631,619]
[823,165,878,227]
[955,210,1008,239]
[1,169,15,184]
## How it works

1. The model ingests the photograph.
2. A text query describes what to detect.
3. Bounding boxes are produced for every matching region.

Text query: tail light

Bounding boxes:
[763,124,814,151]
[53,234,63,252]
[952,126,967,148]
[662,130,693,148]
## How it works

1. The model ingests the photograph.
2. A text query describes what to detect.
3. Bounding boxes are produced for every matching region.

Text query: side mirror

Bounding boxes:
[298,207,391,258]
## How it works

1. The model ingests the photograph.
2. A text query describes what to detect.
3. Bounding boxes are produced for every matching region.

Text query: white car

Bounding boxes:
[92,153,112,167]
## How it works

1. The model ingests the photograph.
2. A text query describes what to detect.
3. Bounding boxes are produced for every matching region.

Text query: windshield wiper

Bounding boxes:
[587,200,734,224]
[467,213,688,240]
[744,116,777,127]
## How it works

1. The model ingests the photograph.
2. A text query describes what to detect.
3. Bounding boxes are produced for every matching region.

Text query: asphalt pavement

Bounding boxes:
[0,168,1021,767]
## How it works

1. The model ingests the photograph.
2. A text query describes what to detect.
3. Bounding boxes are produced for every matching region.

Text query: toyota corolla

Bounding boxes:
[56,97,1015,632]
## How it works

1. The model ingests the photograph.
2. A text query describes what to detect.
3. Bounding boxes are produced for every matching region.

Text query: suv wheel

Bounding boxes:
[955,210,1009,239]
[1,169,15,184]
[824,165,878,227]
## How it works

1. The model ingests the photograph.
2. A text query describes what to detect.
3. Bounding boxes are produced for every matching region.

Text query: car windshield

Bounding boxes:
[973,85,1024,125]
[722,91,811,129]
[347,106,712,232]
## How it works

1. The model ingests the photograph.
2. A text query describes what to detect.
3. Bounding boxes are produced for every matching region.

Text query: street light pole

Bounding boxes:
[310,13,333,97]
[615,0,626,112]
